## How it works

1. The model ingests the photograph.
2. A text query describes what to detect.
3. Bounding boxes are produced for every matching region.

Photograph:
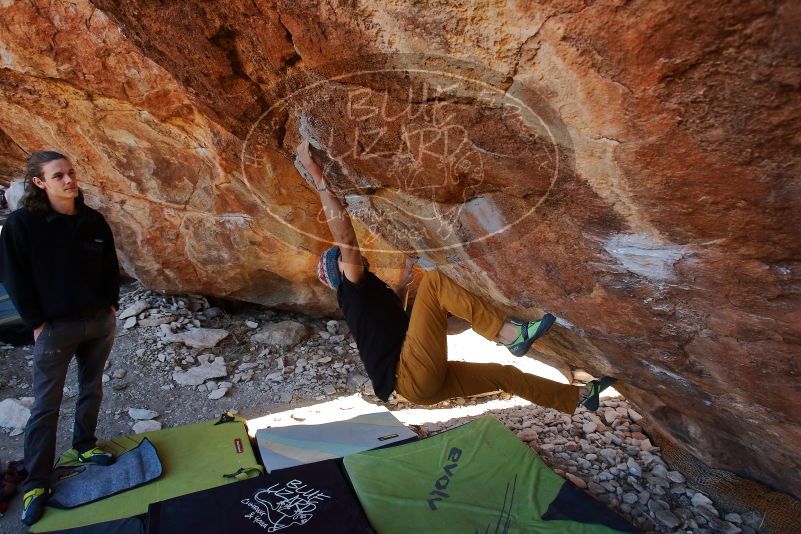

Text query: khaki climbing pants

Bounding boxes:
[394,270,580,414]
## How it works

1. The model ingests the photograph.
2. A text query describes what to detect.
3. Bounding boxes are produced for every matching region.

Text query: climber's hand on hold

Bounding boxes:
[297,139,327,192]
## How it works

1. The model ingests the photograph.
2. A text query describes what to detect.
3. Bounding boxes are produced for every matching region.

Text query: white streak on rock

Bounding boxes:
[603,233,689,282]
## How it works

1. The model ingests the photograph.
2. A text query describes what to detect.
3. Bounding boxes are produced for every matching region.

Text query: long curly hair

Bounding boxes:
[19,151,84,214]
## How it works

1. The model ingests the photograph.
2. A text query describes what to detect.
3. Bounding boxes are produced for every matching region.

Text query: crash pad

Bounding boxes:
[148,459,373,533]
[256,410,416,472]
[32,418,261,532]
[343,415,634,533]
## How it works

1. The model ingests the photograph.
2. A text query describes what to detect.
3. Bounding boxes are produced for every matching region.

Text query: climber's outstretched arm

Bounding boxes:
[297,140,364,284]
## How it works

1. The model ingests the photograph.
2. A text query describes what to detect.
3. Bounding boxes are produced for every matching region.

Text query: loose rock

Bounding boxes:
[119,300,150,320]
[0,398,31,429]
[172,355,228,386]
[128,408,159,420]
[166,328,229,349]
[132,420,162,434]
[251,321,311,347]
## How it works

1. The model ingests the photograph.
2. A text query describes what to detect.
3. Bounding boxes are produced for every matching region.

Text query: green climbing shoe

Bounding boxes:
[77,446,115,466]
[578,377,618,411]
[21,487,49,526]
[505,313,556,356]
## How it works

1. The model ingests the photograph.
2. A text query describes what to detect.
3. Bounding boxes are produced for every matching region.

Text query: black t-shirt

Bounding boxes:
[337,270,409,401]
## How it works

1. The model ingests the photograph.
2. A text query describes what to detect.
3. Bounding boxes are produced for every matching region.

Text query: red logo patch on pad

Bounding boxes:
[234,438,244,454]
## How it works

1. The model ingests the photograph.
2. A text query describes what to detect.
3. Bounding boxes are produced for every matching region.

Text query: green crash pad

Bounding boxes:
[33,418,262,532]
[343,416,628,534]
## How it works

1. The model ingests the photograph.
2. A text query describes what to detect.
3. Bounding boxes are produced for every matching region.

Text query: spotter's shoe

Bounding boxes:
[578,377,617,411]
[21,487,49,526]
[77,447,115,466]
[505,313,556,356]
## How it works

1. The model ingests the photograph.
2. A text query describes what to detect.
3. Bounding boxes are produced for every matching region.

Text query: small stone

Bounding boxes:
[132,420,162,434]
[9,428,24,437]
[0,398,31,429]
[251,321,310,347]
[667,470,686,484]
[347,372,369,391]
[628,408,643,422]
[208,388,228,400]
[622,492,638,504]
[128,408,159,420]
[119,301,150,320]
[582,421,597,434]
[245,320,259,329]
[724,513,742,524]
[102,373,110,383]
[326,320,339,334]
[651,463,668,478]
[172,355,228,386]
[111,369,127,379]
[648,499,668,513]
[654,510,680,529]
[691,492,714,508]
[599,448,617,464]
[166,328,229,349]
[603,410,617,425]
[323,384,336,395]
[136,348,146,358]
[111,382,128,391]
[627,457,642,477]
[517,430,538,442]
[139,315,177,328]
[123,316,137,329]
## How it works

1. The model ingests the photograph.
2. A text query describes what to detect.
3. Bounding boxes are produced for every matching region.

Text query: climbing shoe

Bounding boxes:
[76,447,115,466]
[21,487,49,526]
[578,377,618,411]
[504,313,556,356]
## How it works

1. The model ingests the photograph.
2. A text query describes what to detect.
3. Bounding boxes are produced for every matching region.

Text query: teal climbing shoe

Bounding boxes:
[578,377,618,411]
[505,313,556,356]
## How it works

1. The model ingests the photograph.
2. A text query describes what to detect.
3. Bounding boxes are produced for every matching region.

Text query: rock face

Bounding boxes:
[0,0,799,499]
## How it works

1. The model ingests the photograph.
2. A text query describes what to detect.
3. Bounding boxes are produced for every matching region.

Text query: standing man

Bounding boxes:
[0,151,120,526]
[298,140,615,414]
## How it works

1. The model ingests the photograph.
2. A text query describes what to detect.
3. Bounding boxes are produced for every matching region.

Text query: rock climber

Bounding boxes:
[0,151,121,526]
[297,140,615,415]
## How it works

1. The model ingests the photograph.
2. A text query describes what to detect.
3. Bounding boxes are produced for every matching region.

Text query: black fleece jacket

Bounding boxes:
[0,204,120,328]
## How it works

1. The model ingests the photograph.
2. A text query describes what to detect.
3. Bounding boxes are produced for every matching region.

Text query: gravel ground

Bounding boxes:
[0,282,765,533]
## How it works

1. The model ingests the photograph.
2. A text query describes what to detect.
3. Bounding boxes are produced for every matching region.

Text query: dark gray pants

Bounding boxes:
[23,307,116,492]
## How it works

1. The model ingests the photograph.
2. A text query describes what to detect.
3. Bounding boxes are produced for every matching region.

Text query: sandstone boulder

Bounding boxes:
[0,0,799,500]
